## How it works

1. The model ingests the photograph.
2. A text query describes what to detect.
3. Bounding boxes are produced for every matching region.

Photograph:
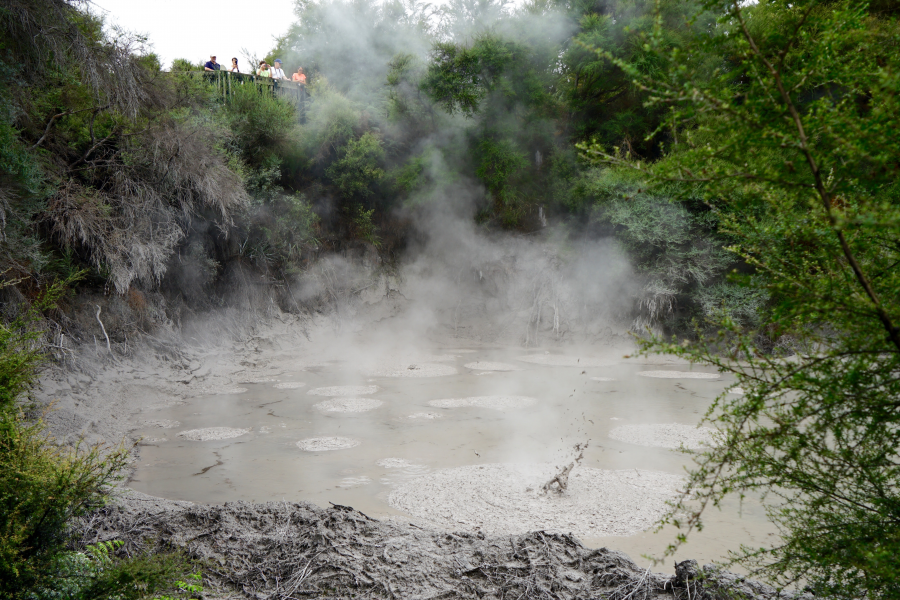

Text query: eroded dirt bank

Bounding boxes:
[80,491,795,600]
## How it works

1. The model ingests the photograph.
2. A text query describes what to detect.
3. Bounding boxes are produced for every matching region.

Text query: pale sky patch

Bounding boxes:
[90,0,295,69]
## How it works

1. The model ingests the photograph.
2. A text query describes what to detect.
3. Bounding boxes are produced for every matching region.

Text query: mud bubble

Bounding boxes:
[337,476,372,488]
[142,419,180,428]
[273,382,306,390]
[178,427,250,441]
[428,396,537,410]
[196,385,248,395]
[403,412,444,420]
[314,398,384,413]
[308,385,378,396]
[376,458,419,469]
[296,436,361,451]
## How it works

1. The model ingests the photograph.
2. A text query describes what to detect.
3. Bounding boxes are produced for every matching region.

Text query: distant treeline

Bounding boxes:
[1,0,897,336]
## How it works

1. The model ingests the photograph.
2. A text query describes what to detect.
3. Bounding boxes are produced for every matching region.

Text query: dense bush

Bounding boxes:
[326,132,386,201]
[585,0,900,595]
[223,82,299,168]
[580,167,735,331]
[0,282,195,599]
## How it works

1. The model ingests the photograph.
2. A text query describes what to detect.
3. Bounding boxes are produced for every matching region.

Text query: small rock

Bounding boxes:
[675,559,699,584]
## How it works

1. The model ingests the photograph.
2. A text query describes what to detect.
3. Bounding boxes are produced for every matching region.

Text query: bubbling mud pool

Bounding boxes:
[130,347,776,568]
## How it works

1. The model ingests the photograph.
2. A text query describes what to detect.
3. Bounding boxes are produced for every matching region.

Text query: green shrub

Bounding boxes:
[589,1,900,595]
[475,137,527,212]
[695,282,767,329]
[27,541,198,600]
[0,278,73,417]
[390,155,426,195]
[224,82,299,167]
[350,205,380,248]
[584,167,734,330]
[0,92,51,274]
[169,59,197,72]
[245,192,319,277]
[0,371,130,598]
[302,81,359,166]
[326,132,385,200]
[0,279,196,599]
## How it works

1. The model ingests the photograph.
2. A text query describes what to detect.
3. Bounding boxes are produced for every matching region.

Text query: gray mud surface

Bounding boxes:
[428,396,538,410]
[388,464,683,538]
[637,371,720,380]
[366,362,458,377]
[313,397,384,413]
[78,492,797,600]
[35,264,787,599]
[609,424,718,450]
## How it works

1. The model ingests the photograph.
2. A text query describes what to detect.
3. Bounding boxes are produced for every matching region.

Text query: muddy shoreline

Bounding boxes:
[79,490,796,600]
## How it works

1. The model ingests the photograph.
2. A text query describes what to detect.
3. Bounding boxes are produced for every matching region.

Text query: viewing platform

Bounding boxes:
[184,70,308,115]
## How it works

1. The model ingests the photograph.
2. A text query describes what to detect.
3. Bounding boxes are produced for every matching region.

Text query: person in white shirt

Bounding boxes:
[270,59,287,80]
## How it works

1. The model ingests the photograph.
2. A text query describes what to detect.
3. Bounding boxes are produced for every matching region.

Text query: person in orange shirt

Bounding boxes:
[292,67,307,84]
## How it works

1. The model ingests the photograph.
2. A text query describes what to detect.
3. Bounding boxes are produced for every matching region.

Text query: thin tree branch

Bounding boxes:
[28,107,95,151]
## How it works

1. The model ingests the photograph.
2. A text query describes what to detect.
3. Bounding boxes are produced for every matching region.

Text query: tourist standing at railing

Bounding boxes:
[230,58,240,73]
[256,61,272,77]
[292,67,306,84]
[204,55,220,71]
[270,59,287,80]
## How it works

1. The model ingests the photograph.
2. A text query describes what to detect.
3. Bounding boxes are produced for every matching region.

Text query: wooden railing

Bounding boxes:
[184,70,308,116]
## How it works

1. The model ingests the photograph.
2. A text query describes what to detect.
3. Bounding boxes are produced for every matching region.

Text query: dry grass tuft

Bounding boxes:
[45,119,247,294]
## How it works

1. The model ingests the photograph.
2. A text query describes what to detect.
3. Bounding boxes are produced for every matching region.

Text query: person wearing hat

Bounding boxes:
[203,55,220,71]
[270,59,287,80]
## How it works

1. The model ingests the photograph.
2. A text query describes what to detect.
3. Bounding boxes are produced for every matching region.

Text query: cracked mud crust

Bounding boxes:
[388,463,684,538]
